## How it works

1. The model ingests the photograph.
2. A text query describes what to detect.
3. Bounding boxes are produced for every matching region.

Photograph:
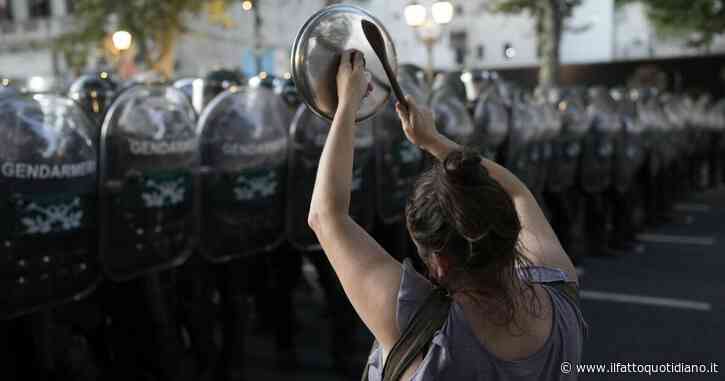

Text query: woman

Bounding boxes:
[308,50,586,380]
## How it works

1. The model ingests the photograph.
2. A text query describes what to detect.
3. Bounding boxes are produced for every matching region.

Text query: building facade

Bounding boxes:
[0,0,72,78]
[1,0,724,80]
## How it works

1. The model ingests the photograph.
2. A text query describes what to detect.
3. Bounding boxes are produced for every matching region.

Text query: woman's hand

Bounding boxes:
[336,49,372,111]
[395,96,443,151]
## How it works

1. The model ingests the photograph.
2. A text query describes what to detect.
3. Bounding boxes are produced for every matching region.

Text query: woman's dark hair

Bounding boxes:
[405,149,538,328]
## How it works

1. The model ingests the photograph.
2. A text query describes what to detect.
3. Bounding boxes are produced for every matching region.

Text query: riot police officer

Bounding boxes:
[99,84,200,381]
[68,73,117,125]
[0,92,101,380]
[287,103,375,377]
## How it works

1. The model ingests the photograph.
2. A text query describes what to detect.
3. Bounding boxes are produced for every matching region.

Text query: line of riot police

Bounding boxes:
[1,66,724,381]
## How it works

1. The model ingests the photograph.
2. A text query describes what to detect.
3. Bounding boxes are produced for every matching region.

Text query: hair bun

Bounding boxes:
[442,149,487,186]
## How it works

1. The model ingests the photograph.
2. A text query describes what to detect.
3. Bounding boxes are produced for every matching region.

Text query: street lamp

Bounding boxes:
[112,30,132,51]
[404,1,454,85]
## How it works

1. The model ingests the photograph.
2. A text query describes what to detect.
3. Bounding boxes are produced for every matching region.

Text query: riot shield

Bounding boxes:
[507,94,540,188]
[579,88,618,194]
[287,105,374,251]
[173,77,205,115]
[432,71,468,106]
[473,86,510,160]
[710,99,725,184]
[691,96,712,156]
[546,90,586,193]
[399,64,428,91]
[529,101,560,194]
[611,89,646,195]
[372,98,425,225]
[198,86,289,262]
[277,77,304,112]
[99,85,199,281]
[0,94,100,319]
[370,72,428,224]
[635,91,665,181]
[430,85,477,149]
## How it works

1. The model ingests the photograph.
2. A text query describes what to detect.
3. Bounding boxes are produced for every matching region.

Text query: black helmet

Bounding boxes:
[68,74,117,123]
[276,77,301,108]
[203,69,244,108]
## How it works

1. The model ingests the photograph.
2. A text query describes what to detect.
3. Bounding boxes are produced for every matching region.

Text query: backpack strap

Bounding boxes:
[361,287,452,381]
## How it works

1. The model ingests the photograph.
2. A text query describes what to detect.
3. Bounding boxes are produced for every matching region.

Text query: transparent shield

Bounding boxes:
[198,86,289,262]
[508,96,539,187]
[0,94,100,319]
[373,99,424,225]
[99,85,199,281]
[286,105,374,251]
[430,89,476,148]
[580,90,619,193]
[473,89,510,160]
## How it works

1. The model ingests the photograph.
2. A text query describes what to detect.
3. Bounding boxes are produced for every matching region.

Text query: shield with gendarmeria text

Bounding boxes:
[99,85,199,281]
[198,85,289,262]
[286,105,374,251]
[0,93,100,319]
[473,85,511,161]
[580,88,619,194]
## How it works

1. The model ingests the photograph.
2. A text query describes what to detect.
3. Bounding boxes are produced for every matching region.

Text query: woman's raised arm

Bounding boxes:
[308,50,404,352]
[396,97,578,284]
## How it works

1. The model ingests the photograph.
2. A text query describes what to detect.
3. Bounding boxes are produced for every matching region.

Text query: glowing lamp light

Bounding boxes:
[283,72,292,80]
[431,1,454,25]
[404,3,427,27]
[100,72,109,79]
[259,71,268,80]
[28,76,47,92]
[242,1,253,11]
[112,30,132,51]
[460,71,472,82]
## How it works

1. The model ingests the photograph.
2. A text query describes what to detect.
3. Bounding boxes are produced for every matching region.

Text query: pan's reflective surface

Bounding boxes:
[291,4,397,122]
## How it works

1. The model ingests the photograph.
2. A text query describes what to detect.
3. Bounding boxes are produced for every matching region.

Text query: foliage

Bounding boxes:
[488,0,583,86]
[56,0,235,78]
[490,0,582,19]
[615,0,725,48]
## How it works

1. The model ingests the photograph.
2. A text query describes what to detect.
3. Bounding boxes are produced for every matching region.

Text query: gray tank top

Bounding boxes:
[365,259,587,381]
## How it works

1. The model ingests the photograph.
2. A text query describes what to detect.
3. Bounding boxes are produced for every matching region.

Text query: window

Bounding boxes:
[477,44,485,60]
[450,30,468,67]
[455,47,465,66]
[66,0,75,13]
[0,0,13,21]
[28,0,51,18]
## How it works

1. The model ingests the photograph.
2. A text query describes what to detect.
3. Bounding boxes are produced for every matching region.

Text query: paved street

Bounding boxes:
[244,188,725,380]
[577,188,725,380]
